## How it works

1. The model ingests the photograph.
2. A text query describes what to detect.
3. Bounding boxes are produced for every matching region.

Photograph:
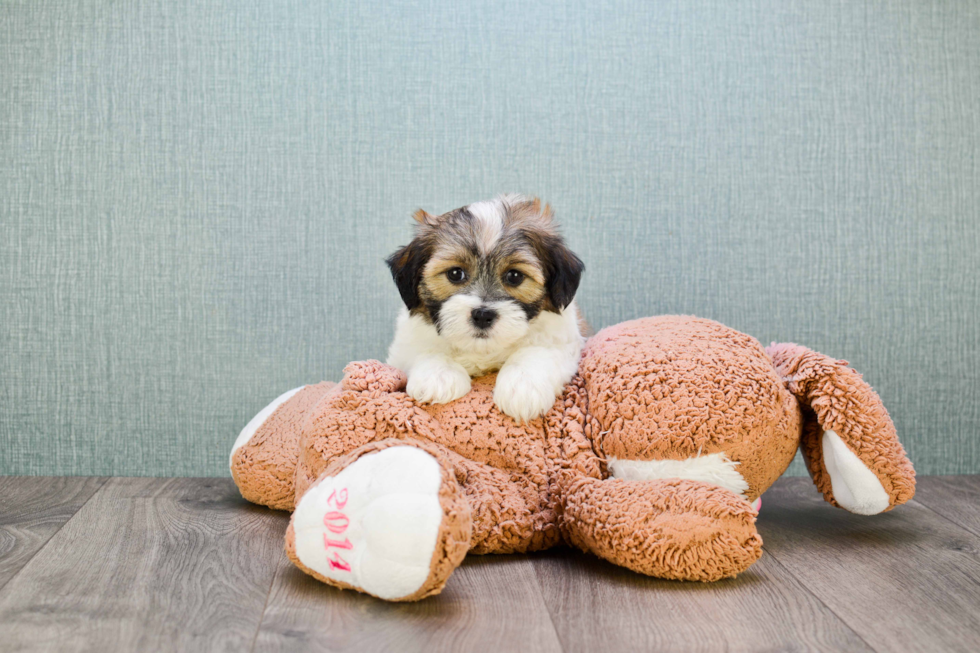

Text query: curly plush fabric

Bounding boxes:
[285,437,473,601]
[561,476,763,581]
[230,315,916,601]
[579,316,802,501]
[766,343,916,510]
[294,362,562,555]
[231,381,338,510]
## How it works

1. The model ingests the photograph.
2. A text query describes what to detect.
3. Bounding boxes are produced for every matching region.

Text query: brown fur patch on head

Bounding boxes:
[420,245,478,305]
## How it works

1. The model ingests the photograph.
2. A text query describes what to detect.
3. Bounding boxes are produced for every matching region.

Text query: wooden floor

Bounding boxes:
[1,476,979,653]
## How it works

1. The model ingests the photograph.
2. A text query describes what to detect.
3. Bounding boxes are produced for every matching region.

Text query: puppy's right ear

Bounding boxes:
[412,209,440,227]
[386,237,431,310]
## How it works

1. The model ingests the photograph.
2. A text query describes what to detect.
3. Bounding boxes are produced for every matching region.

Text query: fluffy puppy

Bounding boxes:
[386,195,586,422]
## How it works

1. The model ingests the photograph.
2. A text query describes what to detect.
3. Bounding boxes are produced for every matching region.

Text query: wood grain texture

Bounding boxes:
[758,477,980,653]
[913,475,980,537]
[534,546,870,652]
[0,478,288,653]
[3,475,980,651]
[254,553,563,653]
[0,477,107,590]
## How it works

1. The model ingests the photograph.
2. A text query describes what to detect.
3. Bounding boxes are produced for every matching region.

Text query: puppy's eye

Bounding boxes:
[446,267,467,284]
[503,269,525,287]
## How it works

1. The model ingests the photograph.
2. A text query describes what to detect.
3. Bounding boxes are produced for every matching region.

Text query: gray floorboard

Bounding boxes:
[1,476,979,652]
[913,475,980,537]
[0,476,107,591]
[254,553,563,653]
[0,478,287,653]
[758,477,980,653]
[533,547,871,652]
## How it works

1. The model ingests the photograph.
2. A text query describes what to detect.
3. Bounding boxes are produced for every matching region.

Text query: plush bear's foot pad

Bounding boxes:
[286,446,469,601]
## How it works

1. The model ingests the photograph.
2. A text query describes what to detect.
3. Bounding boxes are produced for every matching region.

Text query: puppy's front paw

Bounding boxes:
[407,358,471,404]
[493,364,560,422]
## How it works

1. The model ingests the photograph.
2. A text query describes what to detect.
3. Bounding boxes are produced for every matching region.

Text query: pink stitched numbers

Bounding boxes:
[328,488,348,508]
[323,512,349,533]
[323,487,352,572]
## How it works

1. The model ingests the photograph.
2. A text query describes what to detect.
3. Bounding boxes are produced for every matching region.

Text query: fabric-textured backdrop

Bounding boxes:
[2,0,978,477]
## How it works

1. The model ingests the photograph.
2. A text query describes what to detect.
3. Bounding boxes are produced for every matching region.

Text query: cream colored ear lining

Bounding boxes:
[821,430,890,515]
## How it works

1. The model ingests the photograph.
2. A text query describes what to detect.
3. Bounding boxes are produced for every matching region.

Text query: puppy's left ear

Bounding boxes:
[386,238,431,310]
[543,239,584,312]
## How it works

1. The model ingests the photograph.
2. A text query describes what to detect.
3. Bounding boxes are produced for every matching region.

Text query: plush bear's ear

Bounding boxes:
[386,236,432,310]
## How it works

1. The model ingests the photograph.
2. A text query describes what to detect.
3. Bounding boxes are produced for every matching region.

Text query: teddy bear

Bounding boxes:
[230,315,915,602]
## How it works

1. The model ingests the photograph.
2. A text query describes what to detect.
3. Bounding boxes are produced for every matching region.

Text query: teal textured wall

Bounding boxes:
[2,0,978,477]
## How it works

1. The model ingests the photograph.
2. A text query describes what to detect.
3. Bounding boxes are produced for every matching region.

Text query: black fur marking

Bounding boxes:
[546,243,584,310]
[425,300,443,331]
[522,229,585,312]
[385,237,433,311]
[520,300,542,321]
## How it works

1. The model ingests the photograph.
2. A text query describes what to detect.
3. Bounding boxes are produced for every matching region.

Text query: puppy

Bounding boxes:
[386,195,586,422]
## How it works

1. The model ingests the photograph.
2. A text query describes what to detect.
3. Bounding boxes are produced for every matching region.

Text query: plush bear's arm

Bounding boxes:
[561,476,762,581]
[545,375,761,581]
[767,343,915,514]
[296,361,560,555]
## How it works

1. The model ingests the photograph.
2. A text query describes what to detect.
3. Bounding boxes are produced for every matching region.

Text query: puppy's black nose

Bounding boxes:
[471,307,498,330]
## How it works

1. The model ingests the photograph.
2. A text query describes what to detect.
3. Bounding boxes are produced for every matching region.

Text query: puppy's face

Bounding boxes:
[387,196,584,351]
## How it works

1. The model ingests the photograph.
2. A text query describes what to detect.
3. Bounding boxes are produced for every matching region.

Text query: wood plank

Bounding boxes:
[254,553,563,653]
[0,477,289,653]
[913,475,980,537]
[758,477,980,653]
[3,475,978,652]
[0,477,107,590]
[533,545,871,652]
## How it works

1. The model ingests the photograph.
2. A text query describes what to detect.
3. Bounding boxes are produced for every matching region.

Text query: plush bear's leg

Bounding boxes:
[559,475,762,582]
[230,381,339,510]
[286,439,472,602]
[767,343,915,515]
[296,361,562,557]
